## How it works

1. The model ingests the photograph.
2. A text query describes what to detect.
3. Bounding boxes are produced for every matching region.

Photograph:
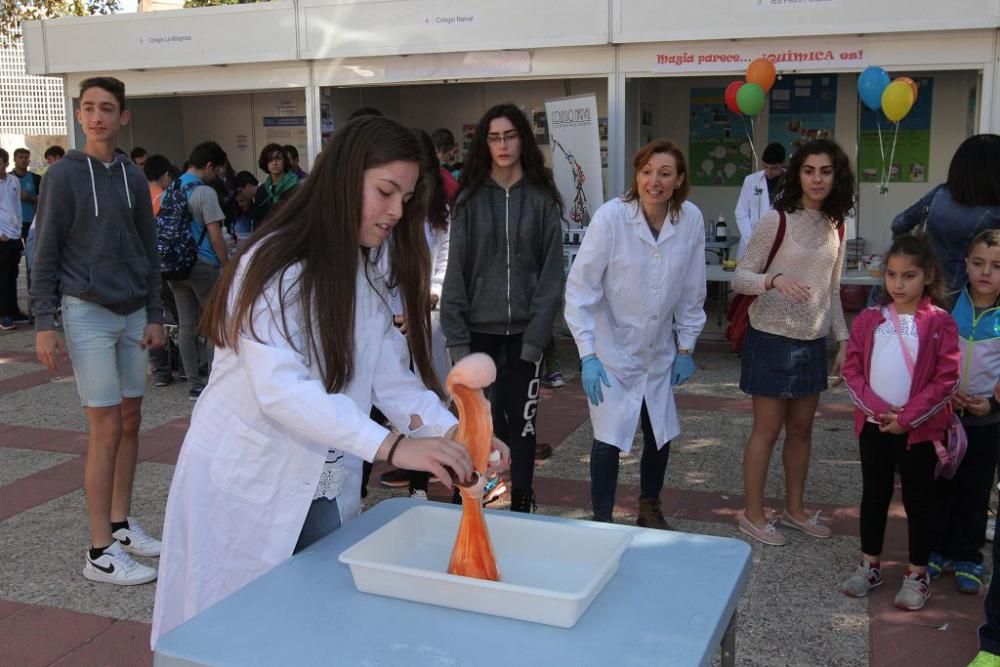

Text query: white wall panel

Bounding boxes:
[613,0,998,43]
[300,0,609,59]
[28,1,297,74]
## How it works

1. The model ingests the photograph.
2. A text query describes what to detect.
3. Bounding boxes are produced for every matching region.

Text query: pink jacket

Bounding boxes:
[842,298,960,446]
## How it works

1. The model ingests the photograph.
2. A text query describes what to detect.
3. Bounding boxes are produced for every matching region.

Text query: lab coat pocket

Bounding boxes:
[209,419,280,505]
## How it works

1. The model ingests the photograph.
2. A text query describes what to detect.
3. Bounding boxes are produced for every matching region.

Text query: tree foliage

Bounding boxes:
[184,0,267,8]
[1,0,122,48]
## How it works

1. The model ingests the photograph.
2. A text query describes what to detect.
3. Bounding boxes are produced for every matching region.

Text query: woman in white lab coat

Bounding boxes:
[565,139,707,528]
[150,117,507,649]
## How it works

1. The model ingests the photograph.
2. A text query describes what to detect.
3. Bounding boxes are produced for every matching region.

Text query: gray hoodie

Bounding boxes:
[30,150,163,331]
[441,177,564,363]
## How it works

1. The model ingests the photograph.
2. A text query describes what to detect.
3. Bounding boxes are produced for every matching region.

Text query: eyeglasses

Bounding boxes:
[487,131,520,146]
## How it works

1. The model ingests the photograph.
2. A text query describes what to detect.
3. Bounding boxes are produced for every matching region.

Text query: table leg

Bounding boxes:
[721,610,737,667]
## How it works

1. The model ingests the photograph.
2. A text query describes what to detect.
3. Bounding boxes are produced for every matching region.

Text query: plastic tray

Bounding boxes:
[338,504,632,628]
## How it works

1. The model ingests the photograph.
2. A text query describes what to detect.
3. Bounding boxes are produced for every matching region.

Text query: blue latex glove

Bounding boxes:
[672,353,696,386]
[581,355,611,406]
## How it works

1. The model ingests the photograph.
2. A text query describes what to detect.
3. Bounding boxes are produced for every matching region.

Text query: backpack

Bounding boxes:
[156,178,208,281]
[886,304,968,479]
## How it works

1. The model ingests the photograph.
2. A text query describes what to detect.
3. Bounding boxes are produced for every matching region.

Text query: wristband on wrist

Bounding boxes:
[769,273,783,289]
[386,433,406,466]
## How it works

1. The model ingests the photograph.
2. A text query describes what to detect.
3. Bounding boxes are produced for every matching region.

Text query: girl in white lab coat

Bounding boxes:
[150,117,508,648]
[565,139,707,528]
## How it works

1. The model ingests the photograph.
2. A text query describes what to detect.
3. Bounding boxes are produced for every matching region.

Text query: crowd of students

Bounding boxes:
[6,74,1000,666]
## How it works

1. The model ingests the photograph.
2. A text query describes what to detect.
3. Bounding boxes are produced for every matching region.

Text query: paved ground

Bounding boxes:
[0,303,989,666]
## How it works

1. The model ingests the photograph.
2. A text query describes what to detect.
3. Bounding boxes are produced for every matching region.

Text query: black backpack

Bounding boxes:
[156,178,208,280]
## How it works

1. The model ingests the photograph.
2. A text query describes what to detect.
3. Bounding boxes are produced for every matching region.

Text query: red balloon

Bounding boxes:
[725,81,744,115]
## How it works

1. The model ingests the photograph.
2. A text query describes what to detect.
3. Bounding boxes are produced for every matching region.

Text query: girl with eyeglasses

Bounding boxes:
[440,103,564,513]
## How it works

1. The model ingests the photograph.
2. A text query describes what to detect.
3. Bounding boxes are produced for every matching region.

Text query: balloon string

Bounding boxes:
[742,114,758,168]
[884,121,900,193]
[876,115,887,194]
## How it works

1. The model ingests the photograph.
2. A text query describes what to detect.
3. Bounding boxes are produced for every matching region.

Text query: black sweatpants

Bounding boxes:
[0,239,21,318]
[470,332,542,492]
[859,422,937,566]
[933,422,1000,565]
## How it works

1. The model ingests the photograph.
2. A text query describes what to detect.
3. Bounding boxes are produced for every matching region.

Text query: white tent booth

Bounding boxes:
[21,0,1000,251]
[612,0,999,256]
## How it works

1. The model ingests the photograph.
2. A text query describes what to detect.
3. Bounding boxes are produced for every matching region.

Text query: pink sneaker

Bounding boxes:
[738,512,786,546]
[781,510,832,538]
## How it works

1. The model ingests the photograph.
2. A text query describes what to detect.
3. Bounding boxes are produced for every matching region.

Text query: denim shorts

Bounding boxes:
[739,325,828,399]
[61,295,148,408]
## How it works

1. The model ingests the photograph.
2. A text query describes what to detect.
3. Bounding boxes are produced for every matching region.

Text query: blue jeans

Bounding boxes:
[61,295,148,407]
[294,497,342,553]
[590,401,671,521]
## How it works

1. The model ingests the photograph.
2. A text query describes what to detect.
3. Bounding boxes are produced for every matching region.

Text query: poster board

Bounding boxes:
[689,87,753,187]
[767,74,838,154]
[544,94,604,228]
[858,77,933,184]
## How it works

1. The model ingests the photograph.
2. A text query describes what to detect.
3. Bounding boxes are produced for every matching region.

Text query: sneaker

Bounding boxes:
[842,561,883,597]
[894,570,931,611]
[112,517,161,557]
[189,383,205,401]
[410,489,428,500]
[988,518,996,543]
[0,317,15,331]
[955,561,986,595]
[380,468,410,488]
[483,474,506,506]
[153,373,174,387]
[738,512,786,546]
[927,552,953,580]
[542,371,566,388]
[82,541,157,586]
[969,650,1000,667]
[781,510,832,538]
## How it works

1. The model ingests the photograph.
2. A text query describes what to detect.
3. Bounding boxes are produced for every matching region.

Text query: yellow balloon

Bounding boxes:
[881,80,915,122]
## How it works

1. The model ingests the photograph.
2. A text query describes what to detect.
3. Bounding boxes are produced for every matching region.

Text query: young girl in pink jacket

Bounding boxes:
[841,234,960,611]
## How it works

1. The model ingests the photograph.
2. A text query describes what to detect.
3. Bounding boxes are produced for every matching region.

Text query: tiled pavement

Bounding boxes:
[0,321,988,667]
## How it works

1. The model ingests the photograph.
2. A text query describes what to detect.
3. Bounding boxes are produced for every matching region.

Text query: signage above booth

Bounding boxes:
[651,38,869,74]
[298,0,609,59]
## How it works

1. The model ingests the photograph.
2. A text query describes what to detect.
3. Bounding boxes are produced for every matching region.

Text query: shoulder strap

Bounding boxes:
[762,210,786,272]
[887,304,917,377]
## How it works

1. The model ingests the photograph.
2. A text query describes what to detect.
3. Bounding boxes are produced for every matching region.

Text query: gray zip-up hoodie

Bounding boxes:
[30,150,163,331]
[441,177,564,363]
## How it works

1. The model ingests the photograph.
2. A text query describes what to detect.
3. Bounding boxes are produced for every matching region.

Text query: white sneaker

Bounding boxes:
[988,517,995,543]
[113,517,162,557]
[83,541,157,586]
[410,489,428,499]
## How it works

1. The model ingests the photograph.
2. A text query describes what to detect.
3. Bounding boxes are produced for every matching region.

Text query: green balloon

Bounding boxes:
[736,82,766,116]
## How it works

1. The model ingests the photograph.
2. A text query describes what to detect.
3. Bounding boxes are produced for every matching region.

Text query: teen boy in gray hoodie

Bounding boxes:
[31,77,165,586]
[441,103,564,513]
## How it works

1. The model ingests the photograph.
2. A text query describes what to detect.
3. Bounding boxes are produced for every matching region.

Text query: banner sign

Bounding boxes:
[858,77,933,183]
[689,88,753,187]
[652,38,867,73]
[544,94,605,228]
[767,74,838,154]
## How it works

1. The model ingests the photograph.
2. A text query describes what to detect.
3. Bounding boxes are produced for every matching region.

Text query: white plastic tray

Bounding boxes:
[338,504,632,628]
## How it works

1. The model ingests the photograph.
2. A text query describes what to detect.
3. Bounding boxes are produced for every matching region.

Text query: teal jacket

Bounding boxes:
[952,288,1000,425]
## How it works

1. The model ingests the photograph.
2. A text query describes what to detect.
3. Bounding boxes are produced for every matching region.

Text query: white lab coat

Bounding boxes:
[565,198,707,452]
[427,222,452,385]
[734,170,772,259]
[150,253,456,649]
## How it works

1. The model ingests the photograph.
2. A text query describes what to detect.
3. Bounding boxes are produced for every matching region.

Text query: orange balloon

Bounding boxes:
[746,58,777,93]
[895,76,919,105]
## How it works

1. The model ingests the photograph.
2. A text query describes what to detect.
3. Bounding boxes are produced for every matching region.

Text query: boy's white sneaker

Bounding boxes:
[83,541,157,586]
[113,517,161,557]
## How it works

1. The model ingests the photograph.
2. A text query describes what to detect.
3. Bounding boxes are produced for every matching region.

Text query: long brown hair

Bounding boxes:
[202,116,443,397]
[879,234,947,307]
[623,139,690,223]
[773,139,855,225]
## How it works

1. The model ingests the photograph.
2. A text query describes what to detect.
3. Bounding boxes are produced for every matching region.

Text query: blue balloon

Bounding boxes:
[858,66,891,111]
